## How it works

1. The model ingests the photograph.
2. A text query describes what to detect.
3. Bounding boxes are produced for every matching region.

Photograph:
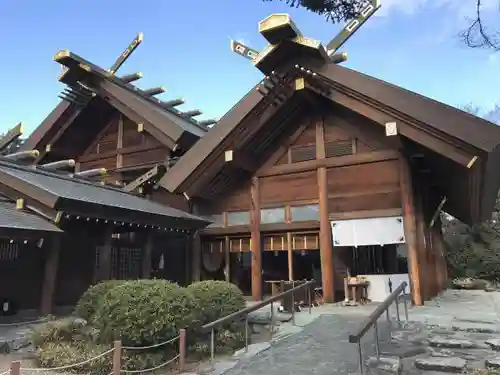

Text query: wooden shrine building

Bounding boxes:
[3,14,500,315]
[163,15,500,306]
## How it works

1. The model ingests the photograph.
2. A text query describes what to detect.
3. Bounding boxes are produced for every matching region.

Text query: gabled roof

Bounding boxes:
[23,51,209,158]
[162,36,500,224]
[0,158,210,230]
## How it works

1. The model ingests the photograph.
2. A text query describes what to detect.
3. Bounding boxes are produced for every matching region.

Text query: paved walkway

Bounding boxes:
[219,304,394,375]
[213,290,500,375]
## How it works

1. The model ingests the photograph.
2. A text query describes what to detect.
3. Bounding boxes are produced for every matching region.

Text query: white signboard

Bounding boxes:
[331,216,405,247]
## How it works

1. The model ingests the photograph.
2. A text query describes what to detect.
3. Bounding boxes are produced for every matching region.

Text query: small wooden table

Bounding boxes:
[265,280,282,296]
[345,279,369,304]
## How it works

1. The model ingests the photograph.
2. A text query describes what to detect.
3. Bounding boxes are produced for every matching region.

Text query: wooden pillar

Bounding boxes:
[414,191,430,301]
[316,116,334,302]
[224,237,231,282]
[141,232,153,278]
[250,176,262,301]
[40,236,61,315]
[399,155,423,306]
[192,232,201,282]
[432,216,447,293]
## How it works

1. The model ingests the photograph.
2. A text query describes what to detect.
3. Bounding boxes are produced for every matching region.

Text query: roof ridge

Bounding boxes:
[337,64,499,128]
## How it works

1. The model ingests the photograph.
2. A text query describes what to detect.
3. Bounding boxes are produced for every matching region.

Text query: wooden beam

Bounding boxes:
[180,109,203,118]
[250,176,262,301]
[199,220,320,236]
[224,150,258,172]
[123,165,163,192]
[0,122,23,152]
[40,236,61,315]
[4,150,39,160]
[120,72,143,83]
[399,155,423,306]
[258,149,399,178]
[117,114,124,168]
[143,87,166,96]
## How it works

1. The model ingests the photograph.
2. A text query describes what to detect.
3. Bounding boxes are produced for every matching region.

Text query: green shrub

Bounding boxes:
[92,279,199,346]
[34,341,111,375]
[30,317,96,347]
[186,280,246,325]
[75,280,124,321]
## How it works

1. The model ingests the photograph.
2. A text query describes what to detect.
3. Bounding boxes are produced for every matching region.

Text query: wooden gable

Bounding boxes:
[77,114,170,174]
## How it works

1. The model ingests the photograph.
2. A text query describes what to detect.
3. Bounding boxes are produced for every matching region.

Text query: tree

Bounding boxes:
[263,0,500,51]
[461,0,500,51]
[262,0,367,23]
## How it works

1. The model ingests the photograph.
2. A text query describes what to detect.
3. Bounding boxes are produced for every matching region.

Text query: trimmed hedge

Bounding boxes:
[75,280,124,322]
[92,279,200,346]
[186,280,246,325]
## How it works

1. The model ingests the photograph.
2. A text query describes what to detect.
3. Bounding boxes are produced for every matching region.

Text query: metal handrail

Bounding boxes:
[349,281,409,374]
[201,279,315,364]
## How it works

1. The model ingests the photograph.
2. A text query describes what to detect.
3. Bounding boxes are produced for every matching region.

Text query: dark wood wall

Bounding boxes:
[198,106,401,218]
[77,114,170,174]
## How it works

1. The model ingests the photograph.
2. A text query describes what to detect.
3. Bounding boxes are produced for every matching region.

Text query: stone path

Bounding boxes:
[218,308,393,375]
[204,290,500,375]
[369,290,500,374]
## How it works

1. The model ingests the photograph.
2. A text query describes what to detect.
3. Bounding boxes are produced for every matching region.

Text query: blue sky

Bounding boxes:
[1,0,500,135]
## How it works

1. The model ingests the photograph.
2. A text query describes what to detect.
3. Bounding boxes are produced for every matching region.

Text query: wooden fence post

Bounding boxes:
[112,340,122,375]
[9,361,20,375]
[179,329,186,372]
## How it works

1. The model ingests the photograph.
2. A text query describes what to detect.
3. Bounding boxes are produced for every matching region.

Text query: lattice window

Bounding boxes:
[325,139,353,158]
[290,144,316,163]
[95,246,142,281]
[0,243,19,261]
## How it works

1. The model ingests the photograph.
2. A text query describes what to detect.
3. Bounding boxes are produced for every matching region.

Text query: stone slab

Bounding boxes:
[486,357,500,369]
[366,356,402,374]
[486,338,500,350]
[414,357,467,372]
[428,336,476,349]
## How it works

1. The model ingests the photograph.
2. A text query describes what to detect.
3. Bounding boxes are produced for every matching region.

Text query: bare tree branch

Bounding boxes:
[460,0,500,50]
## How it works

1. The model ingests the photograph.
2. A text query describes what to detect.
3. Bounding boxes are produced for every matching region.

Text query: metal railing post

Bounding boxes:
[291,290,296,326]
[270,301,274,341]
[358,341,363,375]
[374,321,380,359]
[307,284,312,314]
[395,294,401,324]
[210,328,215,363]
[403,286,409,322]
[244,316,249,352]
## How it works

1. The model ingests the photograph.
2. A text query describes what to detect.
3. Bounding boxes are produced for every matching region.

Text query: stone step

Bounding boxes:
[428,336,477,349]
[414,357,467,373]
[486,356,500,369]
[486,339,500,351]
